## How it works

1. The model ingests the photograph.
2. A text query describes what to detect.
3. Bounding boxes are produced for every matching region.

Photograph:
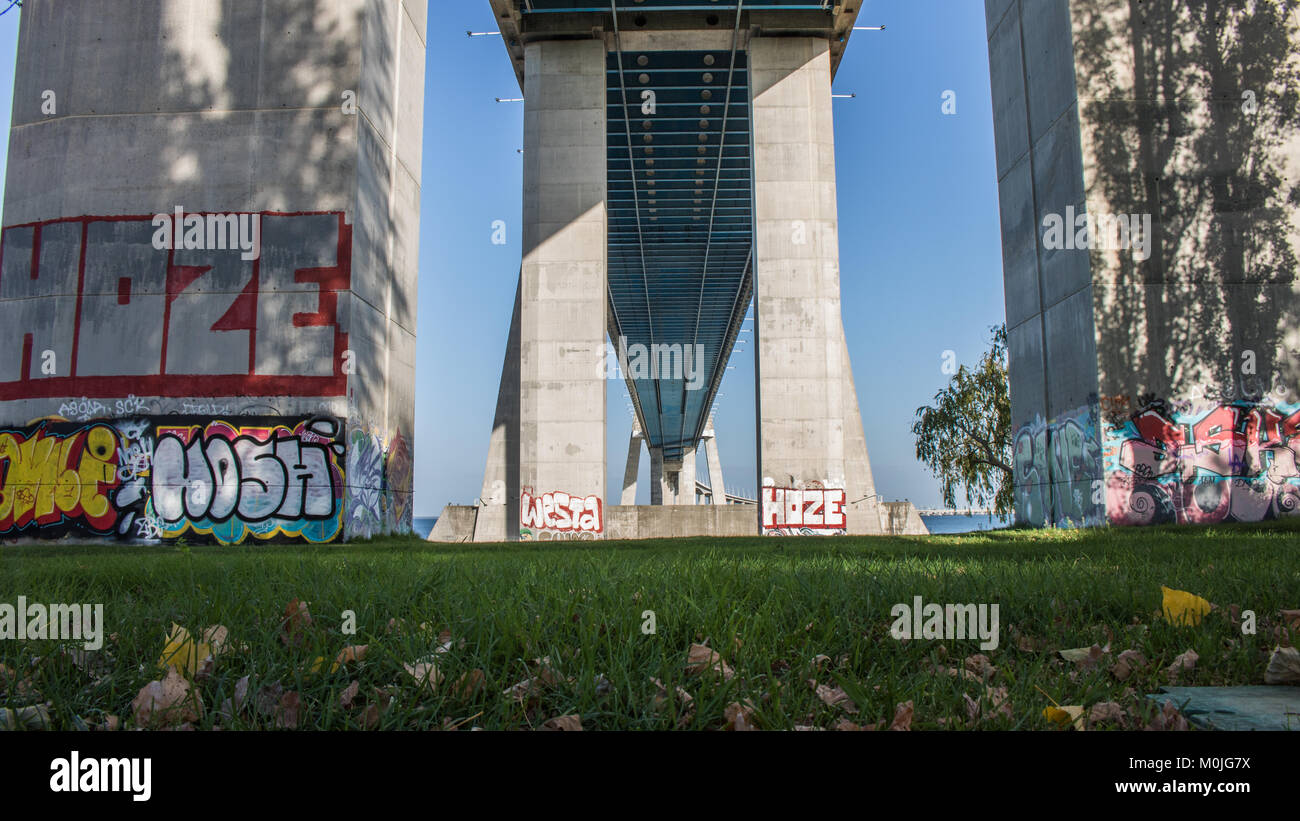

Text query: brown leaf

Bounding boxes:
[1089,701,1126,728]
[542,714,583,731]
[403,660,442,692]
[888,700,914,731]
[1264,645,1300,685]
[334,645,368,669]
[201,625,230,655]
[1145,699,1188,731]
[1281,610,1300,631]
[1165,648,1199,684]
[453,669,486,699]
[984,685,1013,719]
[131,669,201,728]
[649,677,694,728]
[962,692,981,721]
[964,654,996,681]
[339,680,360,710]
[1060,644,1107,670]
[1110,649,1148,682]
[276,691,301,729]
[685,643,734,680]
[359,703,381,730]
[281,599,312,648]
[722,700,758,731]
[813,682,858,714]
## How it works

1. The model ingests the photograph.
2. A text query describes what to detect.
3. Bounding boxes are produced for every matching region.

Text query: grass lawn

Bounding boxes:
[1,520,1297,731]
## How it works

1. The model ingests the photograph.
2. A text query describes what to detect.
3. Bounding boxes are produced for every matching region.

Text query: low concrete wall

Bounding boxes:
[880,502,929,535]
[428,505,477,542]
[604,505,757,540]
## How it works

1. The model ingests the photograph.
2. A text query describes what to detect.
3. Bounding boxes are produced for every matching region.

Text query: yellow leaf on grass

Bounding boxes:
[1161,586,1211,627]
[1042,705,1086,730]
[158,624,211,678]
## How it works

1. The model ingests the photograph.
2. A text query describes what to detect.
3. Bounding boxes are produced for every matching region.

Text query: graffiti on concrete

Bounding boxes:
[0,422,121,536]
[150,418,344,544]
[761,485,847,535]
[1013,405,1104,528]
[1,415,349,544]
[386,430,412,535]
[519,487,603,539]
[0,212,351,401]
[1105,399,1300,525]
[342,425,413,540]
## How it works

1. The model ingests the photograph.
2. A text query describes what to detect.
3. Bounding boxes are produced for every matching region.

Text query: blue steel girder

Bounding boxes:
[607,47,752,461]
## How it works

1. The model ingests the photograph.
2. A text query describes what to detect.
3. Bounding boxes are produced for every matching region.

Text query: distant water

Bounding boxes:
[920,514,1010,534]
[414,514,1005,539]
[413,516,438,539]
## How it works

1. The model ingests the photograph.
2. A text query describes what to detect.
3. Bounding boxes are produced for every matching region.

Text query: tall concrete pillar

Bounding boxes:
[985,0,1300,528]
[0,0,425,545]
[473,271,521,542]
[649,446,666,506]
[677,447,697,505]
[516,39,609,540]
[702,421,727,505]
[620,421,643,505]
[750,36,866,535]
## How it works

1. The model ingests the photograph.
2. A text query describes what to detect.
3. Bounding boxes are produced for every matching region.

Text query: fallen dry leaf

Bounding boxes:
[1043,704,1086,731]
[1264,645,1300,685]
[1281,610,1300,631]
[281,599,312,648]
[812,681,858,714]
[132,669,201,728]
[1161,586,1212,627]
[1110,649,1148,682]
[1060,644,1107,669]
[649,677,694,728]
[1089,701,1126,727]
[964,654,996,681]
[888,700,914,731]
[1145,699,1189,731]
[333,645,368,671]
[685,644,734,680]
[1166,648,1199,684]
[453,669,486,699]
[359,703,381,730]
[403,660,443,692]
[0,704,51,730]
[339,680,360,710]
[158,623,211,679]
[542,714,583,731]
[723,700,758,731]
[276,691,301,729]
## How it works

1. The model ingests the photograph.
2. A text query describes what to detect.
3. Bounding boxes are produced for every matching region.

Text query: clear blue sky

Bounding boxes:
[0,3,1007,516]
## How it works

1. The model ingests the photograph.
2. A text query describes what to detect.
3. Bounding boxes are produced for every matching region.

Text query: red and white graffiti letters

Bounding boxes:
[0,212,350,401]
[519,488,603,537]
[761,486,847,535]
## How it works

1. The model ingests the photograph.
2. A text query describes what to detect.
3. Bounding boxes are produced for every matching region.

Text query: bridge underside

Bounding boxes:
[444,1,928,541]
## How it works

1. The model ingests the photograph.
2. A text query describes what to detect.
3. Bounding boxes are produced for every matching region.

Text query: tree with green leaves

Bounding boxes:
[912,324,1013,516]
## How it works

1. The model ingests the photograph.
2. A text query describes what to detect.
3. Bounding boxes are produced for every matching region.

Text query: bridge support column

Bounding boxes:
[649,446,666,505]
[621,421,643,505]
[517,39,609,540]
[702,417,726,505]
[750,36,883,535]
[984,1,1300,529]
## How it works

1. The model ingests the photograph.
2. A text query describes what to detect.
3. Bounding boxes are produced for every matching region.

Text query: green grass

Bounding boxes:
[1,520,1297,730]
